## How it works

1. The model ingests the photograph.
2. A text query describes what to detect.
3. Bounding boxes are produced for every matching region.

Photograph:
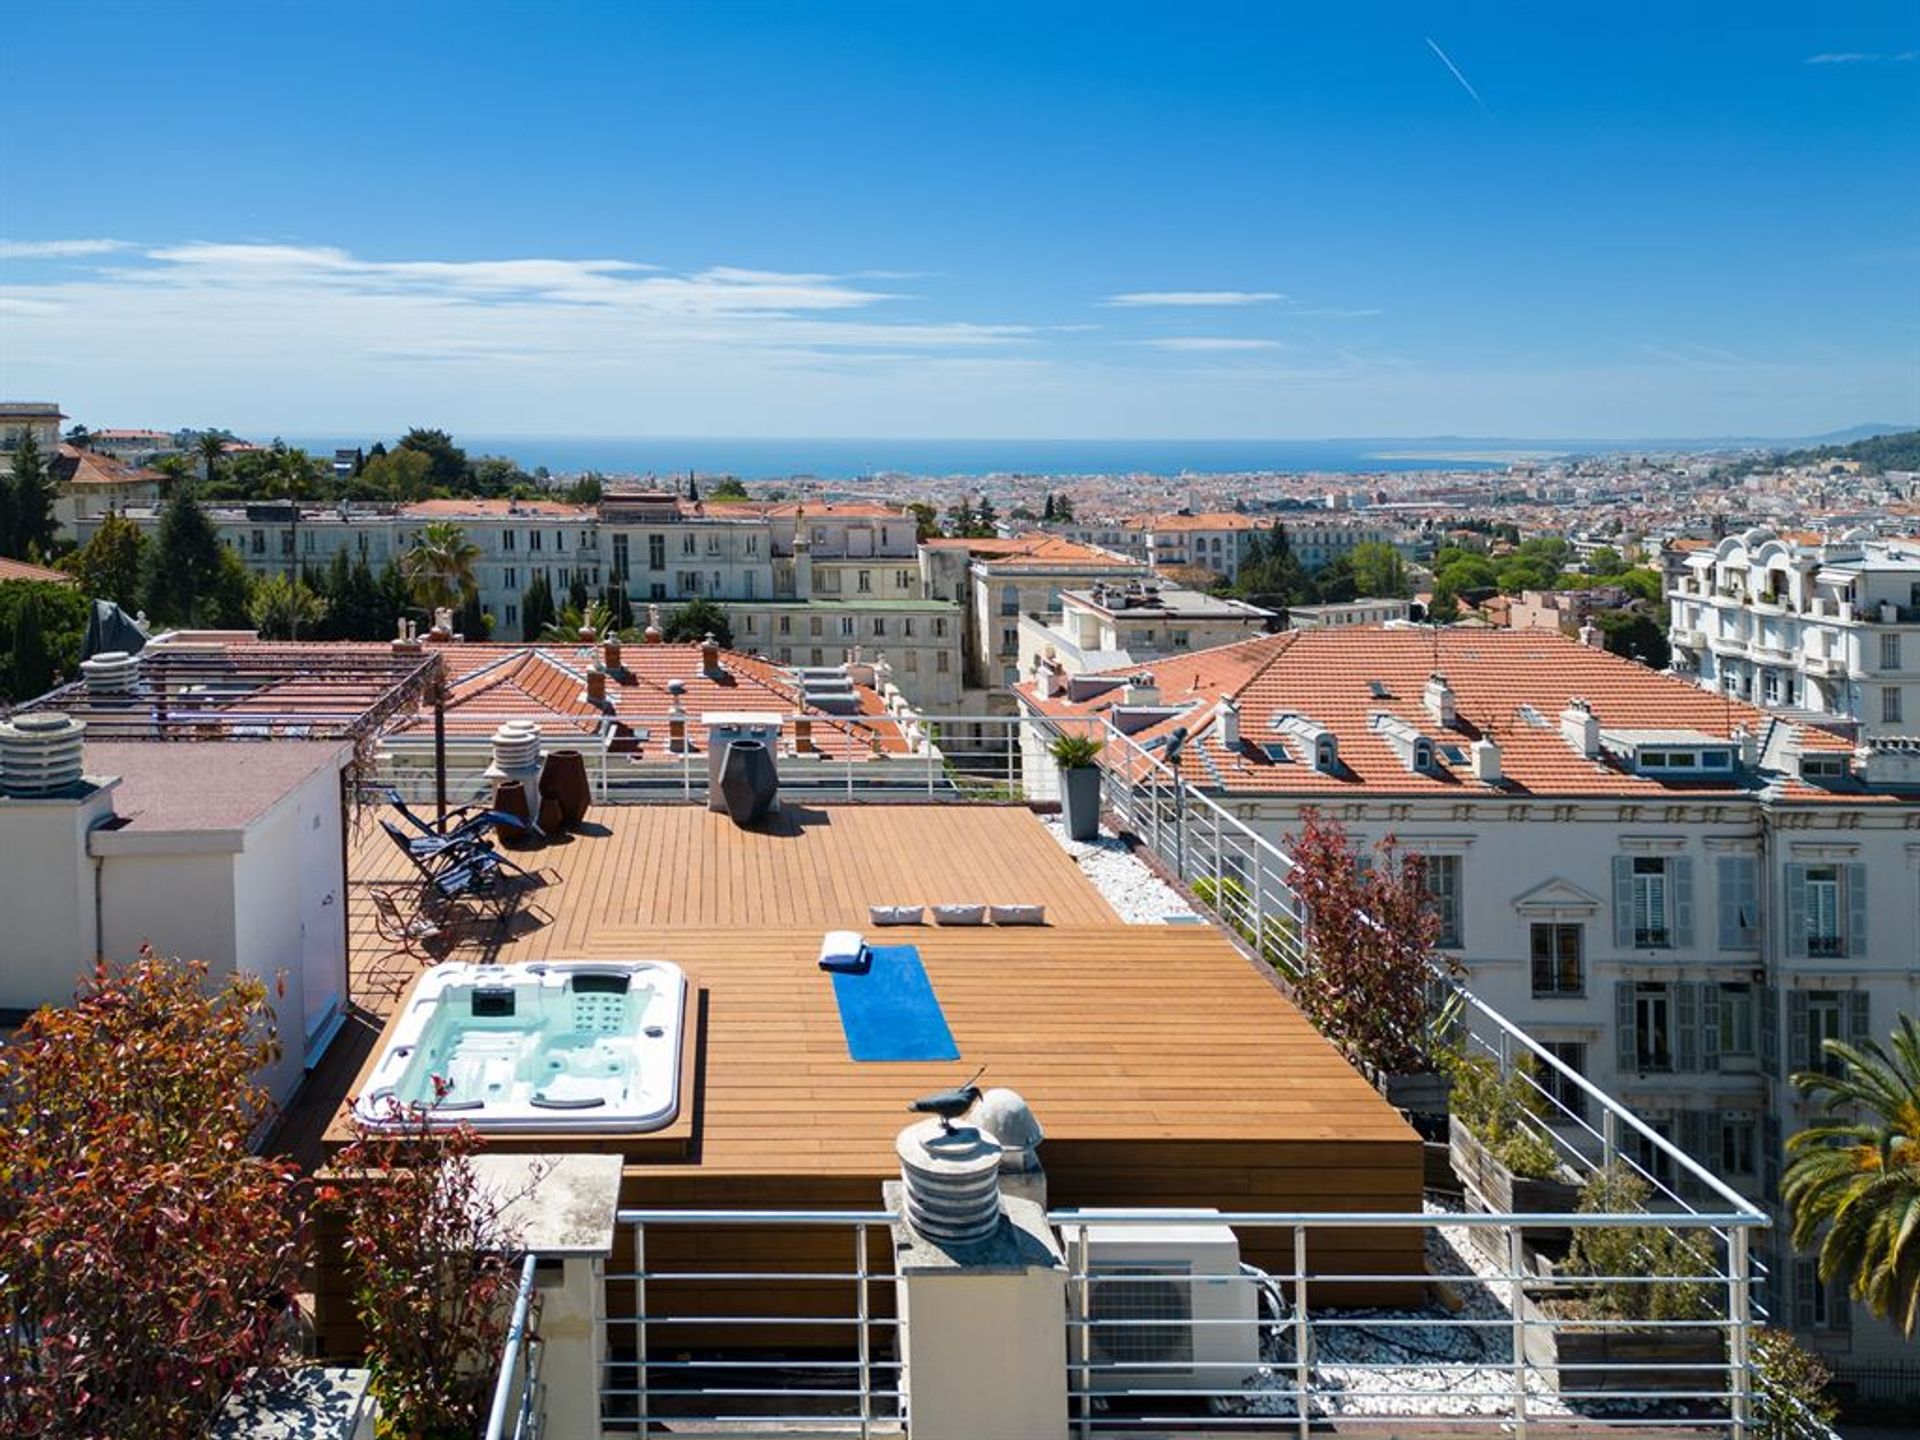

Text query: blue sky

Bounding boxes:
[1,1,1915,440]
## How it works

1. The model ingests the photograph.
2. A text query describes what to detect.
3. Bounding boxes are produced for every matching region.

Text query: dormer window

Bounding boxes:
[1316,738,1337,772]
[1800,753,1849,782]
[1413,738,1435,772]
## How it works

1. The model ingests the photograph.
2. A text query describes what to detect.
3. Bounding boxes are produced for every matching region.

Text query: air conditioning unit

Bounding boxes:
[1059,1211,1260,1394]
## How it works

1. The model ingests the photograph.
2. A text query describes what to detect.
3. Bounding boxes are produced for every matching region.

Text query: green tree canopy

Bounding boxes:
[1348,540,1410,599]
[708,477,750,501]
[399,521,481,612]
[0,580,88,701]
[249,574,328,640]
[396,427,471,492]
[1,430,58,560]
[62,512,148,610]
[519,572,557,641]
[662,595,733,648]
[141,490,234,627]
[1595,610,1671,670]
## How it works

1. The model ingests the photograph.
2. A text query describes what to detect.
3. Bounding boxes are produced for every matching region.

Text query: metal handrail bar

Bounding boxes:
[615,1208,898,1224]
[482,1252,541,1440]
[1049,1206,1763,1228]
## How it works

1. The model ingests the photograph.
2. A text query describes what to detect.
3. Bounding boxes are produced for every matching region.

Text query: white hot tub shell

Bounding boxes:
[354,960,686,1133]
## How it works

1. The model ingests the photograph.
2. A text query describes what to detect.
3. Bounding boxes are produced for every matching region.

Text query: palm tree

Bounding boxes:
[400,521,481,614]
[1784,1013,1920,1336]
[196,432,226,486]
[268,448,319,637]
[150,454,192,502]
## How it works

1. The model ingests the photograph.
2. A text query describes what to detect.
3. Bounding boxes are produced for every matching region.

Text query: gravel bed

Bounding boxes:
[1039,816,1199,924]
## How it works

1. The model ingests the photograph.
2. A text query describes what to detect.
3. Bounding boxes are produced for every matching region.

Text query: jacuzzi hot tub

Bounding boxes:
[354,960,686,1133]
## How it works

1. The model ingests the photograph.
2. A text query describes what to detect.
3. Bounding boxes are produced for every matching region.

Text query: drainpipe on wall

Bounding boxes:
[92,851,106,964]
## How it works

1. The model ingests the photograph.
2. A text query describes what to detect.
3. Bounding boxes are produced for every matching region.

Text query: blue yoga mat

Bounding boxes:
[830,944,960,1062]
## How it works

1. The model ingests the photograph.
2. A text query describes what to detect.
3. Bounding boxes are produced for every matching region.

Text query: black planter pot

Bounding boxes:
[719,738,778,828]
[1059,764,1101,841]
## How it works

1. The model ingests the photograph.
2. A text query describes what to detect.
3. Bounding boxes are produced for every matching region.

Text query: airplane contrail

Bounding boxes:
[1425,36,1491,115]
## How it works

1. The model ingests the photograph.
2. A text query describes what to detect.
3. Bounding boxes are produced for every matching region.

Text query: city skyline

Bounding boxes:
[2,2,1916,439]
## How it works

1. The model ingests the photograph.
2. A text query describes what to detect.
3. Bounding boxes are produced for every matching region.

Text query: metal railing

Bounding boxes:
[601,1209,901,1436]
[483,1253,544,1440]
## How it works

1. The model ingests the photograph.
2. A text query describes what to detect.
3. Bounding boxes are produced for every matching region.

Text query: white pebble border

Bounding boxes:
[1040,815,1200,924]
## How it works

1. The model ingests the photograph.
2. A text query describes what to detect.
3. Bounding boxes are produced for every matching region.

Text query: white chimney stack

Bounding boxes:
[1471,737,1502,783]
[1733,723,1757,768]
[1560,698,1601,759]
[1423,672,1457,728]
[1214,695,1241,752]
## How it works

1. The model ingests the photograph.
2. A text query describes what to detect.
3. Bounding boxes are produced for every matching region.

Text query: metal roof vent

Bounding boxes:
[0,712,87,797]
[81,649,141,697]
[975,1088,1045,1173]
[896,1118,1003,1246]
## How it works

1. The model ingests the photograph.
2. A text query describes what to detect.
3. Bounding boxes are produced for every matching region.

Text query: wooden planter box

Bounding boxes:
[1521,1291,1727,1397]
[1381,1068,1451,1117]
[1448,1115,1580,1214]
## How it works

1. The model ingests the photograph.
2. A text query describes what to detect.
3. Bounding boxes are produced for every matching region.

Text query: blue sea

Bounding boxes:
[283,434,1615,480]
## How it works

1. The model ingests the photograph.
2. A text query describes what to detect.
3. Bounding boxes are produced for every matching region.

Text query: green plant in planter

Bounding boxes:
[1190,874,1304,972]
[1566,1164,1716,1322]
[1444,1048,1563,1180]
[1047,732,1104,768]
[1751,1326,1838,1440]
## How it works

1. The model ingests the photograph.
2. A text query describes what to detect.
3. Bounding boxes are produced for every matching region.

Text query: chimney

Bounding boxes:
[1121,670,1159,706]
[577,624,596,642]
[700,633,722,678]
[585,668,608,707]
[1733,723,1757,768]
[1560,698,1600,759]
[603,636,623,673]
[643,603,663,644]
[1423,672,1457,728]
[1213,695,1240,751]
[1034,662,1056,700]
[1471,737,1502,783]
[81,650,140,699]
[792,713,814,754]
[667,679,688,753]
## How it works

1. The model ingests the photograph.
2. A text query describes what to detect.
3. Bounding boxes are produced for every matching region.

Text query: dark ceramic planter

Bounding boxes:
[719,738,778,827]
[1059,764,1101,841]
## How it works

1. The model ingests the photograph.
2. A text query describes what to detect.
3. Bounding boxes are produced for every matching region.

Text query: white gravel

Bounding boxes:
[1040,816,1200,924]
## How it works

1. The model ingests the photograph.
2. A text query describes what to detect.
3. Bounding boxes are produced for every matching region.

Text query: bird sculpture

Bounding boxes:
[908,1066,987,1133]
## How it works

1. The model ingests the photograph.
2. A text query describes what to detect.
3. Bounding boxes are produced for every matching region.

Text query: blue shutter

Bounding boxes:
[1676,982,1699,1071]
[1672,857,1695,949]
[1760,984,1779,1077]
[1845,863,1868,959]
[1784,864,1809,959]
[1787,990,1810,1073]
[1762,1114,1782,1201]
[1793,1260,1816,1329]
[1848,990,1871,1046]
[1717,857,1740,950]
[1700,983,1720,1071]
[1616,981,1637,1073]
[1613,855,1634,949]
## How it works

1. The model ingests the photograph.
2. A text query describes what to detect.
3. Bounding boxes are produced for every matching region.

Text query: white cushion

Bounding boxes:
[990,904,1046,926]
[932,903,988,926]
[819,929,866,964]
[868,904,925,926]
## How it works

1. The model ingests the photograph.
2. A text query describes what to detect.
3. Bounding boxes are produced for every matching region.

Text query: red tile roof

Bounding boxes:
[1023,627,1860,801]
[0,557,75,585]
[51,444,160,489]
[399,499,593,519]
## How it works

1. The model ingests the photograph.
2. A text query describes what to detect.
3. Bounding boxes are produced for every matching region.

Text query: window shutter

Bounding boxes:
[1760,984,1779,1077]
[1761,1114,1782,1202]
[1845,863,1868,959]
[1677,1110,1712,1198]
[1717,856,1740,950]
[1785,864,1809,959]
[1615,981,1637,1074]
[1848,990,1871,1046]
[1676,982,1700,1071]
[1613,856,1634,949]
[1700,983,1720,1071]
[1832,1282,1851,1333]
[1793,1259,1816,1329]
[1672,857,1695,949]
[1787,990,1809,1073]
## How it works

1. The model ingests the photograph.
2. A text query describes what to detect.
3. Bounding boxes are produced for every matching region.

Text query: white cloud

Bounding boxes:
[1102,290,1284,308]
[1139,337,1283,352]
[0,238,136,260]
[1805,51,1915,64]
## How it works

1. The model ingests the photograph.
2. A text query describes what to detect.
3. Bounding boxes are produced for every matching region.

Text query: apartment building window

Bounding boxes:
[1423,855,1462,948]
[807,615,822,637]
[677,571,701,595]
[502,530,516,551]
[1613,854,1692,949]
[838,616,854,638]
[1541,1040,1588,1123]
[649,583,666,601]
[706,535,721,555]
[778,647,791,663]
[1632,982,1673,1071]
[903,617,916,638]
[648,534,666,571]
[934,617,948,638]
[937,652,950,673]
[529,530,542,552]
[746,535,759,555]
[1719,983,1757,1062]
[1716,854,1759,949]
[1882,632,1901,670]
[858,570,872,594]
[1000,626,1017,654]
[1793,990,1862,1079]
[1530,923,1583,996]
[612,533,629,579]
[811,647,824,665]
[682,533,696,557]
[504,603,518,628]
[1761,670,1780,705]
[711,571,721,594]
[503,567,517,590]
[280,531,294,555]
[1721,1115,1757,1177]
[778,615,791,635]
[904,650,918,672]
[555,530,565,551]
[1785,862,1863,958]
[896,569,913,592]
[1795,1261,1851,1332]
[871,618,885,637]
[1000,584,1019,617]
[1883,686,1902,725]
[744,572,756,599]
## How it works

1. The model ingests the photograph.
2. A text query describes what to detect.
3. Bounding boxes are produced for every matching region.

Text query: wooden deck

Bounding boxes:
[303,803,1426,1350]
